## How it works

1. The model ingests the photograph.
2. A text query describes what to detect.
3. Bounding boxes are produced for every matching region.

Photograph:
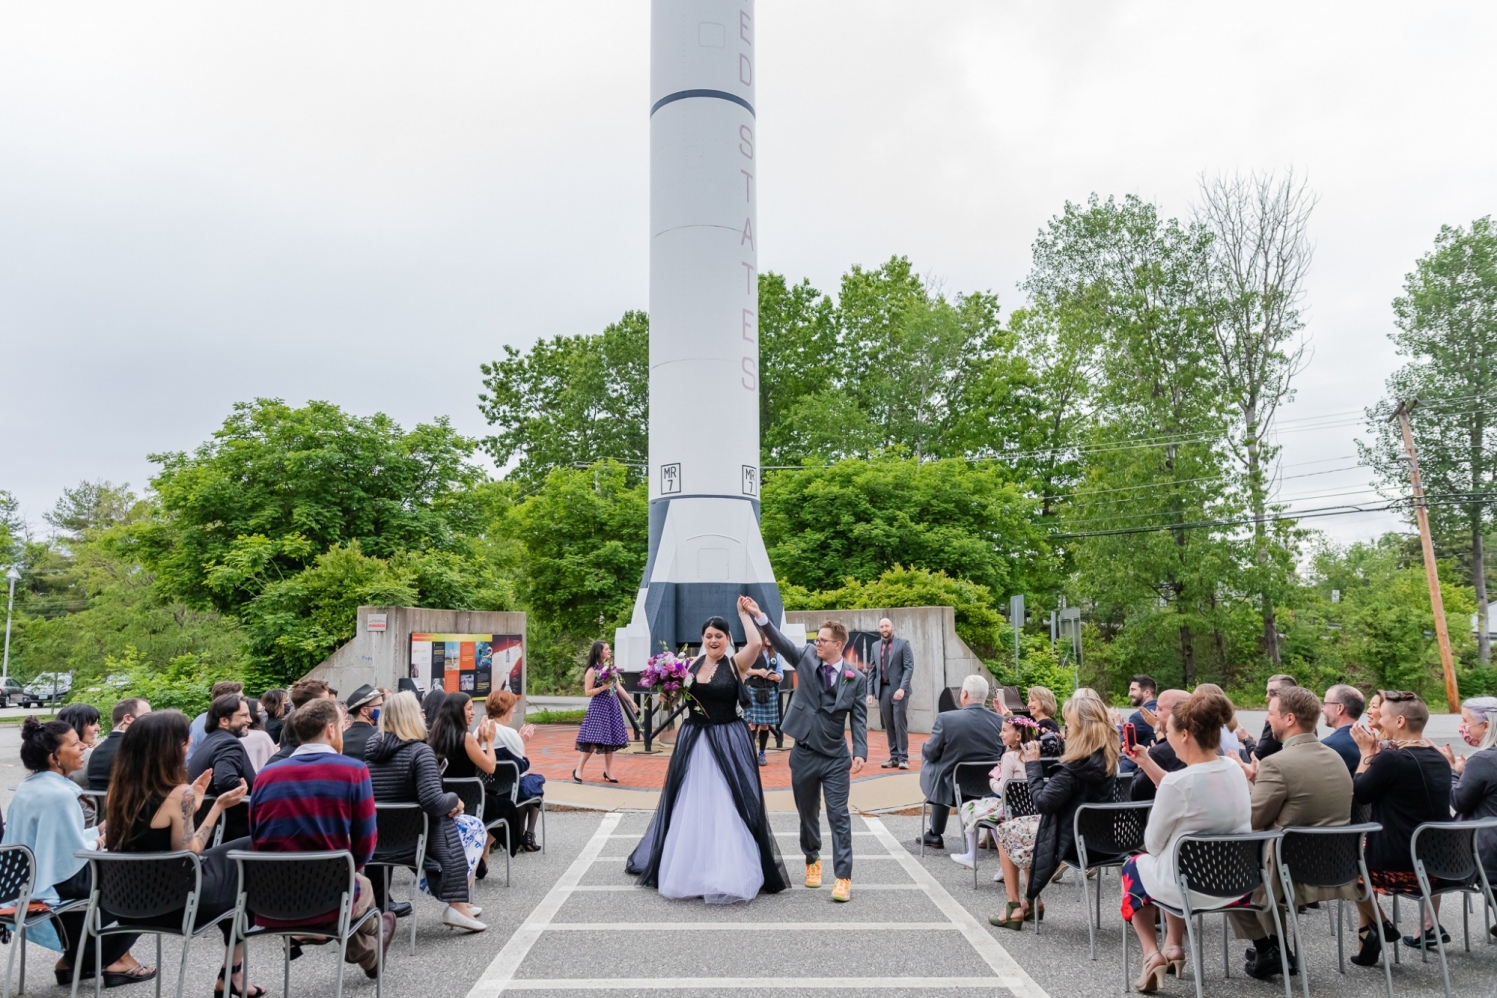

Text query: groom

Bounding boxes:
[746,599,866,902]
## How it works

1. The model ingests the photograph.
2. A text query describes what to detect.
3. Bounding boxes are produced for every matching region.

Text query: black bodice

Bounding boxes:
[687,657,742,725]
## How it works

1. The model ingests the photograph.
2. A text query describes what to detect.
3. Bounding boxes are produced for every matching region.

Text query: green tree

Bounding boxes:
[759,274,841,465]
[761,458,1051,599]
[143,399,482,615]
[1362,217,1497,665]
[478,311,649,485]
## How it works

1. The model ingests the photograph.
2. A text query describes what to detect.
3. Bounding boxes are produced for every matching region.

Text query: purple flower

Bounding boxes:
[844,669,856,680]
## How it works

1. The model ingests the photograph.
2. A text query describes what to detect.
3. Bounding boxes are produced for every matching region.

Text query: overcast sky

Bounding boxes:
[3,2,1494,549]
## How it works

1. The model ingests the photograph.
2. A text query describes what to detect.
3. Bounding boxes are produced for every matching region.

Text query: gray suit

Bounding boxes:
[867,635,915,764]
[919,702,1006,835]
[761,618,868,880]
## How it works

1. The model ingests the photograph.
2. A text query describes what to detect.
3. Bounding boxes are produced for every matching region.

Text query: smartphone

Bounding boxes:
[1123,722,1137,753]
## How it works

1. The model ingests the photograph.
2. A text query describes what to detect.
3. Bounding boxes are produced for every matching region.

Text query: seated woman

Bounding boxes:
[58,704,102,791]
[2,717,155,988]
[1448,695,1497,899]
[989,695,1118,929]
[429,692,510,876]
[952,713,1036,875]
[483,690,545,853]
[105,711,259,997]
[1119,691,1251,993]
[366,692,486,932]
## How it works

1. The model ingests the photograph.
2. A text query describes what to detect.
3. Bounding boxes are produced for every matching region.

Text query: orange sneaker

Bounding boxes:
[831,878,851,902]
[804,860,823,888]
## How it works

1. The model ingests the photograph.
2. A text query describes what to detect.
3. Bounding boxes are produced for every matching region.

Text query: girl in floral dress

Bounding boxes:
[574,641,633,783]
[953,714,1038,877]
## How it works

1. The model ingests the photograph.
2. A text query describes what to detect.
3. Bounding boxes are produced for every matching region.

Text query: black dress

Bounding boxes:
[625,657,789,901]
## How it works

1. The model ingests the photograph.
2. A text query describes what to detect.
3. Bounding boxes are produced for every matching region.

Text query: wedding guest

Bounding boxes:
[341,685,385,762]
[1444,696,1497,895]
[1120,675,1158,775]
[1193,683,1246,757]
[574,641,630,783]
[1254,675,1299,761]
[1027,686,1060,736]
[1321,684,1365,775]
[366,692,485,932]
[1128,690,1189,801]
[919,674,1004,850]
[989,695,1118,929]
[187,694,256,841]
[265,679,337,765]
[240,700,278,771]
[86,698,150,792]
[1349,691,1453,963]
[2,717,155,988]
[430,693,507,871]
[1365,691,1387,738]
[744,647,783,767]
[259,689,287,744]
[189,681,244,752]
[484,689,545,852]
[1118,691,1251,992]
[105,711,260,997]
[423,688,448,729]
[953,713,1037,877]
[58,704,102,789]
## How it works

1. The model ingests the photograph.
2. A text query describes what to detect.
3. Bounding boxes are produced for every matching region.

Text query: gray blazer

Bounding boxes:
[919,703,1006,807]
[866,635,914,696]
[759,618,868,761]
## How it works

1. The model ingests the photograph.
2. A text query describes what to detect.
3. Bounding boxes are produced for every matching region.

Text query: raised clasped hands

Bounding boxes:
[190,768,214,801]
[738,595,761,618]
[519,723,537,740]
[1350,720,1379,759]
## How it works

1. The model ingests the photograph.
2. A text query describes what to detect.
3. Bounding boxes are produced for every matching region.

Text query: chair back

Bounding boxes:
[371,803,428,866]
[490,759,520,804]
[443,777,486,824]
[1277,822,1380,888]
[953,761,999,807]
[1350,799,1372,825]
[1002,778,1036,820]
[0,845,36,919]
[1175,832,1277,900]
[78,789,107,828]
[1073,802,1151,865]
[1411,819,1496,883]
[227,850,355,924]
[84,851,201,920]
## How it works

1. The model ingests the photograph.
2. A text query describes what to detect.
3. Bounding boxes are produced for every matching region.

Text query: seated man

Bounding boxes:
[187,694,256,841]
[86,698,150,791]
[1128,689,1188,801]
[1350,691,1454,964]
[918,674,1004,849]
[1320,684,1364,776]
[265,678,338,766]
[250,699,395,978]
[1230,686,1354,980]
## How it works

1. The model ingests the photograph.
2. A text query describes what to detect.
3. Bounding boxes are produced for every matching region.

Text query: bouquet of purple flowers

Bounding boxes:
[595,662,619,686]
[637,651,694,709]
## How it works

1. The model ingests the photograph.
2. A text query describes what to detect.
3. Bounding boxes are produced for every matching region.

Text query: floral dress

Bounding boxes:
[959,752,1025,832]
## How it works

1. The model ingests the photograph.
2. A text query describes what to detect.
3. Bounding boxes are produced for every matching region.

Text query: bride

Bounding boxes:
[625,597,790,902]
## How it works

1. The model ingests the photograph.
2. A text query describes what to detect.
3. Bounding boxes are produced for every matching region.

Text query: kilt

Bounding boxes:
[743,690,780,726]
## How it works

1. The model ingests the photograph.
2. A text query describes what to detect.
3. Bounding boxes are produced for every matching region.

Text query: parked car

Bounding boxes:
[22,672,72,708]
[0,677,25,707]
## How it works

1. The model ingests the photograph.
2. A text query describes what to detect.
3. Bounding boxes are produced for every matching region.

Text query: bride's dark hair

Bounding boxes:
[701,616,733,638]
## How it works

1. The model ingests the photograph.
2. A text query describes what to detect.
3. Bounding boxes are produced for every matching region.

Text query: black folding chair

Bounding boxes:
[367,804,428,955]
[1275,823,1391,998]
[68,850,234,998]
[225,850,382,998]
[0,844,88,998]
[1150,831,1292,998]
[490,758,547,857]
[76,791,107,831]
[1063,801,1150,959]
[940,760,1000,884]
[443,777,508,885]
[1379,818,1497,998]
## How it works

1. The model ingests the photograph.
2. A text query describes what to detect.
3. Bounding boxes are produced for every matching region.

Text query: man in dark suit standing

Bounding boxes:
[866,617,914,769]
[918,674,1004,849]
[751,601,867,904]
[86,698,151,791]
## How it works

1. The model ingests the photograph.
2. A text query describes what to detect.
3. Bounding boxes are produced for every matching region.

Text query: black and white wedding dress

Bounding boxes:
[625,656,790,902]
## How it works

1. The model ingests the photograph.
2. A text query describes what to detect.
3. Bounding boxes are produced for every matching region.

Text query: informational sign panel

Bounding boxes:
[366,613,387,632]
[408,633,524,699]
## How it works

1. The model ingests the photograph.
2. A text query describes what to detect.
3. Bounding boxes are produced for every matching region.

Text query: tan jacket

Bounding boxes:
[1252,731,1354,830]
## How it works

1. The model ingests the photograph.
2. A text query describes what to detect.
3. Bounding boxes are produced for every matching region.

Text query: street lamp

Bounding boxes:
[3,566,18,685]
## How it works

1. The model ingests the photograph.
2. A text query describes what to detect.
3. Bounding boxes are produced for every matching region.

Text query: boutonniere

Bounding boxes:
[842,669,857,684]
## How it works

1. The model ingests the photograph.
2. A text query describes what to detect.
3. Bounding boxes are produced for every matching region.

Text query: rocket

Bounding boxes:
[616,0,784,665]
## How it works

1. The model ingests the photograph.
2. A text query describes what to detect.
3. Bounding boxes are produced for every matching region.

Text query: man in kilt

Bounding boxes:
[744,648,784,766]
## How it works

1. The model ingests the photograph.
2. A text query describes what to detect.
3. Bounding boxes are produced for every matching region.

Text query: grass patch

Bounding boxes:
[0,714,55,725]
[525,708,586,724]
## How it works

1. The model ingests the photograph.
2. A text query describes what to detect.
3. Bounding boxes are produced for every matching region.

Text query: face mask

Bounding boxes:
[370,708,381,722]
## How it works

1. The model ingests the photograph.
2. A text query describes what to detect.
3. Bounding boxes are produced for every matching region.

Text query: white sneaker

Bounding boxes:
[991,868,1005,883]
[950,853,976,869]
[442,906,487,932]
[470,906,482,917]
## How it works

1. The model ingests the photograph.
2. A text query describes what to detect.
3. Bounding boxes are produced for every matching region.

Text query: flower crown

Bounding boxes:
[1008,716,1040,730]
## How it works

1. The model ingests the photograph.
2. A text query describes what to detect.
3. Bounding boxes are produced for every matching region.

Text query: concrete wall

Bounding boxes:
[783,605,984,735]
[306,606,528,725]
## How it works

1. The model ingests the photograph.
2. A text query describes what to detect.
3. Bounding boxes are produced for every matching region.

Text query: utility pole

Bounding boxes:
[3,566,18,684]
[1393,400,1460,712]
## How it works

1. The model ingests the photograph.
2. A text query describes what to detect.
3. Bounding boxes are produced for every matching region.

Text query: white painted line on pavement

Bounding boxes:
[545,921,958,931]
[600,831,877,840]
[465,811,621,998]
[862,815,1052,998]
[562,883,923,892]
[498,977,1024,990]
[595,853,905,862]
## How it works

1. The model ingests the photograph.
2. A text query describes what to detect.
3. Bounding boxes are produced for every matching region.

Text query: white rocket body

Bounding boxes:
[616,0,786,667]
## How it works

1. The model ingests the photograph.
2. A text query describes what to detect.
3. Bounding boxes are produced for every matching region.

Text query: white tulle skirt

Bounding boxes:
[656,737,766,904]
